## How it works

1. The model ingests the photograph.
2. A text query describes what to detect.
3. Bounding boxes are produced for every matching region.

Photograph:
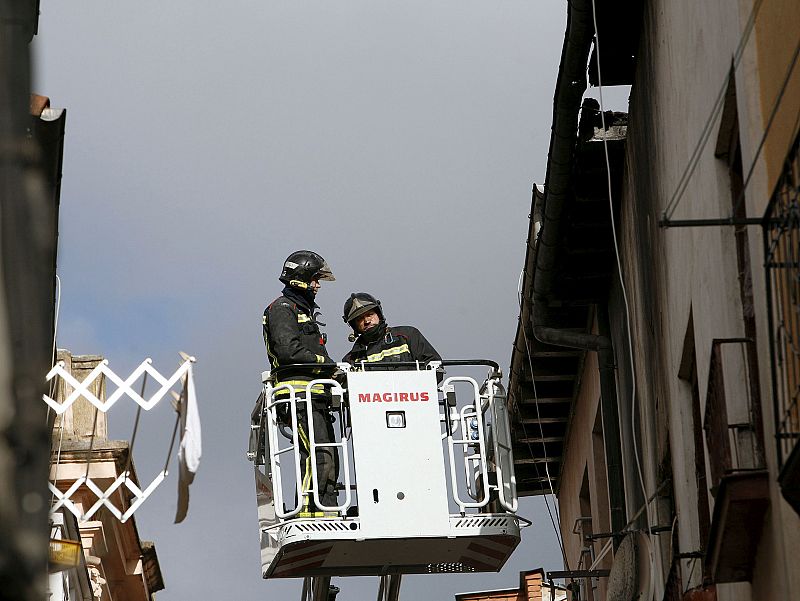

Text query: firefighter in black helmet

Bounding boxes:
[263,250,338,515]
[341,292,442,367]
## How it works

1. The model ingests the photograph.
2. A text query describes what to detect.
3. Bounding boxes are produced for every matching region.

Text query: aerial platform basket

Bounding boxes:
[247,360,521,580]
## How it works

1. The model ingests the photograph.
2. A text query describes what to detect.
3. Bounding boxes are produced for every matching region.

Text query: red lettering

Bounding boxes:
[361,391,430,404]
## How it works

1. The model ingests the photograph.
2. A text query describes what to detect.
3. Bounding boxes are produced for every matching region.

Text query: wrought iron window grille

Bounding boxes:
[765,133,800,472]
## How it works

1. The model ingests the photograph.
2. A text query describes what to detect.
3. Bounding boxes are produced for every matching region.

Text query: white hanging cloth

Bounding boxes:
[175,362,201,523]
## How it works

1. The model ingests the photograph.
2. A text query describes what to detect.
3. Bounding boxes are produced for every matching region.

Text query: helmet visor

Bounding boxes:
[346,304,378,324]
[315,260,335,282]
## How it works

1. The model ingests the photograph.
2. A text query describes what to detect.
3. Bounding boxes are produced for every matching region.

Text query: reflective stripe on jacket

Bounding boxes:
[342,324,441,366]
[263,293,332,395]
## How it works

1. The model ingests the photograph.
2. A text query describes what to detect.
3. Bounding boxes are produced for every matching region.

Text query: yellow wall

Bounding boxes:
[755,0,800,193]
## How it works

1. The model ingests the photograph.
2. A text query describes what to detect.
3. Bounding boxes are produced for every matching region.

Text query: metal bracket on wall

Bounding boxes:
[658,217,767,228]
[547,570,611,579]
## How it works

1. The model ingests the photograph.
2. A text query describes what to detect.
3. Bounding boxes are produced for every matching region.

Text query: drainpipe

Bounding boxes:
[528,0,627,546]
[532,301,626,544]
[534,0,593,300]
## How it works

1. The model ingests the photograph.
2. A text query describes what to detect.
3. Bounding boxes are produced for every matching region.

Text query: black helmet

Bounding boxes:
[342,292,383,327]
[279,250,335,289]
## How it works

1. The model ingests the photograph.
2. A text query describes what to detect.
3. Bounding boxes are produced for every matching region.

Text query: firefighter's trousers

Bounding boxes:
[295,395,339,512]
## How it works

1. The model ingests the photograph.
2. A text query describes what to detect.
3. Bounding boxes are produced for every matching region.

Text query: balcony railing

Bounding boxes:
[703,338,769,583]
[765,133,800,515]
[704,339,765,487]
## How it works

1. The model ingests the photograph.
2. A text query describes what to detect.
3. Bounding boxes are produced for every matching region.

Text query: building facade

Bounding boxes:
[49,351,165,601]
[510,1,800,600]
[455,569,568,601]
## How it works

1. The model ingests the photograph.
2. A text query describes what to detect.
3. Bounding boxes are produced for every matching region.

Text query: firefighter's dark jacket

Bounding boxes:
[342,321,441,365]
[263,287,333,392]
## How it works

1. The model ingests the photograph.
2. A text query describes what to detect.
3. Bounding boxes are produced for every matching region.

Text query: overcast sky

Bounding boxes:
[34,2,628,599]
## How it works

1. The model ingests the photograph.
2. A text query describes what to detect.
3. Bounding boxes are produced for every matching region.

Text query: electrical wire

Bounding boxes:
[516,269,571,574]
[588,538,613,571]
[662,0,765,221]
[46,274,62,424]
[51,274,61,369]
[731,37,800,217]
[84,407,100,483]
[516,274,560,504]
[589,1,660,599]
[682,558,699,595]
[589,0,648,523]
[48,275,63,506]
[666,514,678,577]
[122,373,148,484]
[49,408,66,509]
[640,529,657,601]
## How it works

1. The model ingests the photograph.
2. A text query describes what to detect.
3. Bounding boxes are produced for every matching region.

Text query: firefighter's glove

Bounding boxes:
[276,402,291,424]
[331,368,346,385]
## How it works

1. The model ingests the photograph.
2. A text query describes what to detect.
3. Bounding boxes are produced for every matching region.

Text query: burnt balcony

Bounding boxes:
[703,339,768,584]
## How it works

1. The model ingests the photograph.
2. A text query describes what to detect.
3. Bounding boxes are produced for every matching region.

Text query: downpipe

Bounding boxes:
[532,299,627,544]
